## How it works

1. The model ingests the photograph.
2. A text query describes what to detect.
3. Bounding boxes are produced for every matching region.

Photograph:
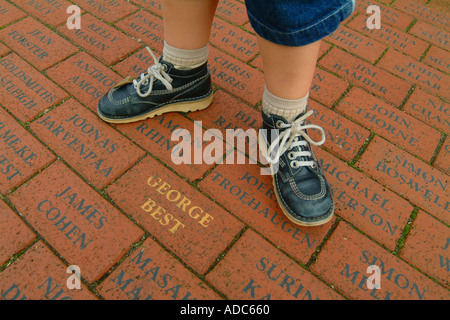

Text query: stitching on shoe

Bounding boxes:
[274,174,332,222]
[145,73,209,95]
[289,175,326,200]
[272,156,331,222]
[106,73,209,106]
[100,88,213,119]
[107,87,130,106]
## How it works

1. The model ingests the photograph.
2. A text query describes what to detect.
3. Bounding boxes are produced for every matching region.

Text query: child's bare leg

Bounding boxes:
[257,35,321,100]
[163,0,219,49]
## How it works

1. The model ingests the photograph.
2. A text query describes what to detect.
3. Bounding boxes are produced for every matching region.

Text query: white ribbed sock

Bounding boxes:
[262,86,309,123]
[162,41,209,69]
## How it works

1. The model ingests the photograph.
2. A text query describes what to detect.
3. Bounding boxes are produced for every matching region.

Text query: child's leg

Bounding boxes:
[257,35,321,100]
[247,0,354,106]
[248,0,355,226]
[97,0,218,123]
[162,0,219,69]
[163,0,219,50]
[257,35,321,122]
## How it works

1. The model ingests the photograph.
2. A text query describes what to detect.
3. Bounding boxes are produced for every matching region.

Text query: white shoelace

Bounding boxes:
[133,47,173,98]
[266,110,326,168]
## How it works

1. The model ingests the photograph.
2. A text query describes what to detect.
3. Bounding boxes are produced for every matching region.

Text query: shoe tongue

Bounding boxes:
[134,60,172,93]
[277,112,313,168]
[288,111,308,124]
[160,58,207,75]
[159,58,173,69]
[262,111,286,129]
[262,110,307,129]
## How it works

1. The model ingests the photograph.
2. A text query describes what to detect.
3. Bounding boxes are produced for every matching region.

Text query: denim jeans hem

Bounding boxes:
[247,0,354,47]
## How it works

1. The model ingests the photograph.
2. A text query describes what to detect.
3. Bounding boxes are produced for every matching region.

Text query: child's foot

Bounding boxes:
[258,110,334,226]
[97,47,213,124]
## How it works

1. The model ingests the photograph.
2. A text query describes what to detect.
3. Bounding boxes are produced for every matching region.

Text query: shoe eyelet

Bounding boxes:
[290,161,299,168]
[276,120,284,128]
[162,64,168,72]
[288,152,295,160]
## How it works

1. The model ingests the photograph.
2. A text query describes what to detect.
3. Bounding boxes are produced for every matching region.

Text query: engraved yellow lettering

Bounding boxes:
[199,212,214,227]
[150,205,165,220]
[160,213,173,226]
[166,189,181,202]
[188,206,202,219]
[168,219,185,234]
[141,198,157,212]
[176,196,191,211]
[147,176,162,187]
[144,176,214,231]
[156,181,171,195]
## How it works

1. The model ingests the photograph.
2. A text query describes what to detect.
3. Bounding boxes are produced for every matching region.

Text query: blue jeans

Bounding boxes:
[245,0,355,46]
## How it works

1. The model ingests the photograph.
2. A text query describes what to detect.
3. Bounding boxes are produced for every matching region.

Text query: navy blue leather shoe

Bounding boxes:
[258,109,334,226]
[97,47,213,124]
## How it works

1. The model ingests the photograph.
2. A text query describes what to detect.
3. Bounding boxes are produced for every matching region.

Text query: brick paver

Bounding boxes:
[9,160,145,282]
[0,107,55,193]
[0,53,68,122]
[424,45,450,74]
[311,222,450,300]
[357,136,449,225]
[434,136,449,174]
[337,87,442,162]
[0,0,27,28]
[46,51,122,111]
[74,0,138,23]
[347,14,429,59]
[0,0,448,302]
[115,10,165,53]
[57,13,141,65]
[207,229,343,300]
[378,49,450,100]
[0,241,97,299]
[106,155,244,274]
[14,0,76,27]
[97,236,222,300]
[320,47,412,106]
[400,211,449,288]
[0,16,78,70]
[30,98,145,189]
[0,200,35,265]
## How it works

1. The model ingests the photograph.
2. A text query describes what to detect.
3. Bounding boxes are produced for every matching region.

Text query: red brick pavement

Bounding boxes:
[0,0,448,301]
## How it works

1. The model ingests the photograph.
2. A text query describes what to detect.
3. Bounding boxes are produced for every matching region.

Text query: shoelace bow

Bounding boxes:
[133,47,173,97]
[266,110,326,168]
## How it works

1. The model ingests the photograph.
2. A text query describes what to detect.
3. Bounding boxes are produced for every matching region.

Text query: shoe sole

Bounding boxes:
[98,93,214,124]
[258,131,334,227]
